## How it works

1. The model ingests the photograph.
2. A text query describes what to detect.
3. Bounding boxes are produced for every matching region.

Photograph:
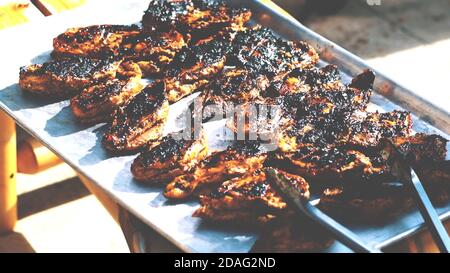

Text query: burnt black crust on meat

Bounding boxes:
[75,79,126,112]
[108,81,166,139]
[143,0,194,30]
[227,27,277,67]
[121,82,165,123]
[137,135,191,165]
[56,24,141,45]
[398,133,448,163]
[20,57,117,80]
[354,111,412,140]
[165,35,232,77]
[228,140,265,156]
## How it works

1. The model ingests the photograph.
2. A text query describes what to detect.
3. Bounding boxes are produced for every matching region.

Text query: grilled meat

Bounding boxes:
[164,140,267,199]
[319,134,449,221]
[196,28,319,122]
[52,24,141,59]
[225,66,343,139]
[193,168,309,223]
[383,133,449,203]
[131,129,209,183]
[273,147,380,190]
[70,61,143,124]
[103,81,169,153]
[264,64,342,98]
[277,91,374,152]
[348,110,412,148]
[142,0,251,42]
[227,27,319,80]
[164,33,233,103]
[121,30,187,75]
[177,0,251,42]
[318,184,413,222]
[142,0,194,32]
[226,100,282,142]
[199,68,271,122]
[393,133,448,163]
[19,57,121,99]
[53,24,186,76]
[274,110,412,188]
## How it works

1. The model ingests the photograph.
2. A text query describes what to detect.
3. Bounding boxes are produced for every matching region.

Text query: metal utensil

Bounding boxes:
[266,168,381,253]
[380,139,450,253]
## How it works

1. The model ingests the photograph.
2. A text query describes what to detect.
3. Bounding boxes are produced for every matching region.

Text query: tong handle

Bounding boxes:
[408,168,450,253]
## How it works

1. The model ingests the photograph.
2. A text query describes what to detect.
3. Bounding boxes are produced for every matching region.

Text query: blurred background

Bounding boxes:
[0,0,449,252]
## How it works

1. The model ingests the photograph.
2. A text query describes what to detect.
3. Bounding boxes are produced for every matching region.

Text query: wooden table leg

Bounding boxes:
[0,111,17,233]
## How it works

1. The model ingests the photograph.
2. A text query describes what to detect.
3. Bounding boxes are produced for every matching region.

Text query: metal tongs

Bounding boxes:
[266,168,381,253]
[380,139,450,253]
[267,139,450,252]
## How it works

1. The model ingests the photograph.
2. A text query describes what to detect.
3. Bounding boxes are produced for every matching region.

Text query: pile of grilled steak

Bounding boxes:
[19,0,449,252]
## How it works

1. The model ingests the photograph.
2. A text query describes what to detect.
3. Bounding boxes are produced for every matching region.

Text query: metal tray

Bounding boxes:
[0,0,449,252]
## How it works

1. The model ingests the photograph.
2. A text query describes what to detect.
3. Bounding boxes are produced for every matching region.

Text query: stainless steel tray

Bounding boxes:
[0,0,449,252]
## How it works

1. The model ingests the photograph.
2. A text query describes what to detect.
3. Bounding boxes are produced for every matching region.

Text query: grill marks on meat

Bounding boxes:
[348,111,412,148]
[103,81,169,153]
[121,30,187,75]
[228,27,319,79]
[318,134,449,221]
[193,168,309,223]
[142,0,194,32]
[266,65,342,98]
[273,147,377,190]
[53,25,187,76]
[19,57,121,99]
[277,70,375,153]
[142,0,251,42]
[177,0,251,42]
[164,141,267,199]
[164,34,233,102]
[70,61,143,124]
[53,24,141,59]
[131,129,208,183]
[196,28,319,122]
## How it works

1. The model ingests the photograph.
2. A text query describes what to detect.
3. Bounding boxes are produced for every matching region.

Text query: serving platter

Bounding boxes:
[0,0,449,252]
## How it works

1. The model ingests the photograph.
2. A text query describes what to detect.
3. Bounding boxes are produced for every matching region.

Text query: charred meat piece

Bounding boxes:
[121,30,186,75]
[384,133,450,204]
[131,130,208,183]
[318,184,413,222]
[142,0,194,32]
[142,0,251,41]
[294,69,375,118]
[193,168,309,223]
[276,70,375,152]
[177,0,251,42]
[265,64,342,97]
[348,110,412,148]
[393,133,448,163]
[70,62,143,124]
[273,147,378,190]
[198,68,271,122]
[52,24,141,59]
[164,34,233,103]
[103,81,169,153]
[226,100,283,142]
[164,141,267,199]
[19,57,120,99]
[228,27,319,80]
[319,134,449,221]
